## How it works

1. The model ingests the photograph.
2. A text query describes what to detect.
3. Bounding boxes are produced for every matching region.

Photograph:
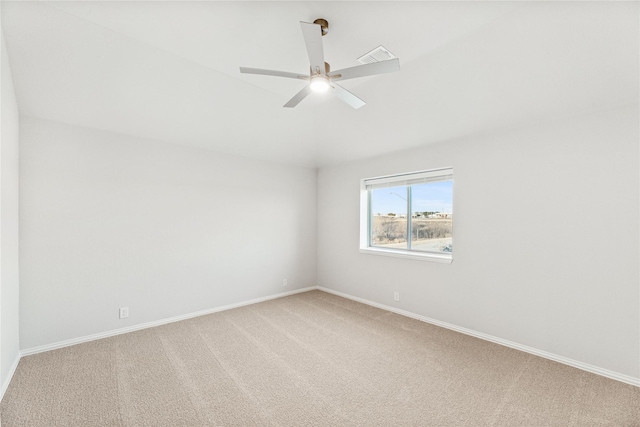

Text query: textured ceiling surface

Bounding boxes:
[1,1,638,167]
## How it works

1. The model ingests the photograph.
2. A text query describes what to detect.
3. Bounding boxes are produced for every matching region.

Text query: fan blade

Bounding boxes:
[240,67,307,80]
[328,58,400,81]
[283,85,312,108]
[332,83,366,110]
[300,21,325,75]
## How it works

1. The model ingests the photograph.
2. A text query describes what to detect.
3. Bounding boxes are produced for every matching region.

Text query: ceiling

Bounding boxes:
[1,1,638,168]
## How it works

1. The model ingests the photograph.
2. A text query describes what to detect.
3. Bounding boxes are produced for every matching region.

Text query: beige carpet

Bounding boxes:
[1,290,638,426]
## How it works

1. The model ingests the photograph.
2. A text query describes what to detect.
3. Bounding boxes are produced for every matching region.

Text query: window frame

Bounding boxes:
[359,167,454,263]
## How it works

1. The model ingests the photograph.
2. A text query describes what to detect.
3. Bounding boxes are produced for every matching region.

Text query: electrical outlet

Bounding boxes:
[283,279,288,287]
[119,307,129,319]
[393,292,400,302]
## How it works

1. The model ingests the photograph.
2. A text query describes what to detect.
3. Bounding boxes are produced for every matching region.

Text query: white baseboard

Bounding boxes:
[21,286,316,357]
[1,351,21,401]
[316,286,640,388]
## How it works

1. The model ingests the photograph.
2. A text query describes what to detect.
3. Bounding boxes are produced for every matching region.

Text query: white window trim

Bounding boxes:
[359,168,453,263]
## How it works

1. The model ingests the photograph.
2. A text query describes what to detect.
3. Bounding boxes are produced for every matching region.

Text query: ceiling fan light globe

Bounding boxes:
[309,77,330,93]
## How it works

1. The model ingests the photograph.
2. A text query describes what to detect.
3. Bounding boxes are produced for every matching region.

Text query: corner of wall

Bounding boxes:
[1,26,22,401]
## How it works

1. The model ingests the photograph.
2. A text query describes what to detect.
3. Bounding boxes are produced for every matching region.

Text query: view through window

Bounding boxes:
[362,168,453,261]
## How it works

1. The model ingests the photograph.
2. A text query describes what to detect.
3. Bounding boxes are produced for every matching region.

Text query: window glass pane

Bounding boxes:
[410,180,453,253]
[370,185,408,249]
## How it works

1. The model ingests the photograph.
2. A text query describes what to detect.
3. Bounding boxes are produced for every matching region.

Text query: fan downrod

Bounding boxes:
[313,18,329,36]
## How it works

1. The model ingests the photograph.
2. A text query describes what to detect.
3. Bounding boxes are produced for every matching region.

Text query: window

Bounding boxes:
[360,168,453,263]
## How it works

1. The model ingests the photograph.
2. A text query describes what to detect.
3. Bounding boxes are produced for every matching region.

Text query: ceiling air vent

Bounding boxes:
[357,45,396,64]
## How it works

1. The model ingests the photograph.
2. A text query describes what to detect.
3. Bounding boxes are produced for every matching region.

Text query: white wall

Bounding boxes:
[19,116,317,350]
[1,33,21,394]
[317,104,639,380]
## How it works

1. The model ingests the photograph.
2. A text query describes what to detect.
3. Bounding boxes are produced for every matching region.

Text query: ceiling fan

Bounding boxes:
[240,19,400,109]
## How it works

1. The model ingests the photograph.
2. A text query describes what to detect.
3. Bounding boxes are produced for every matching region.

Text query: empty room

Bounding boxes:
[0,1,639,426]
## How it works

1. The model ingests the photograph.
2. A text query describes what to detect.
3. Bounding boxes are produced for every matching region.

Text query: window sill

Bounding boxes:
[359,247,453,263]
